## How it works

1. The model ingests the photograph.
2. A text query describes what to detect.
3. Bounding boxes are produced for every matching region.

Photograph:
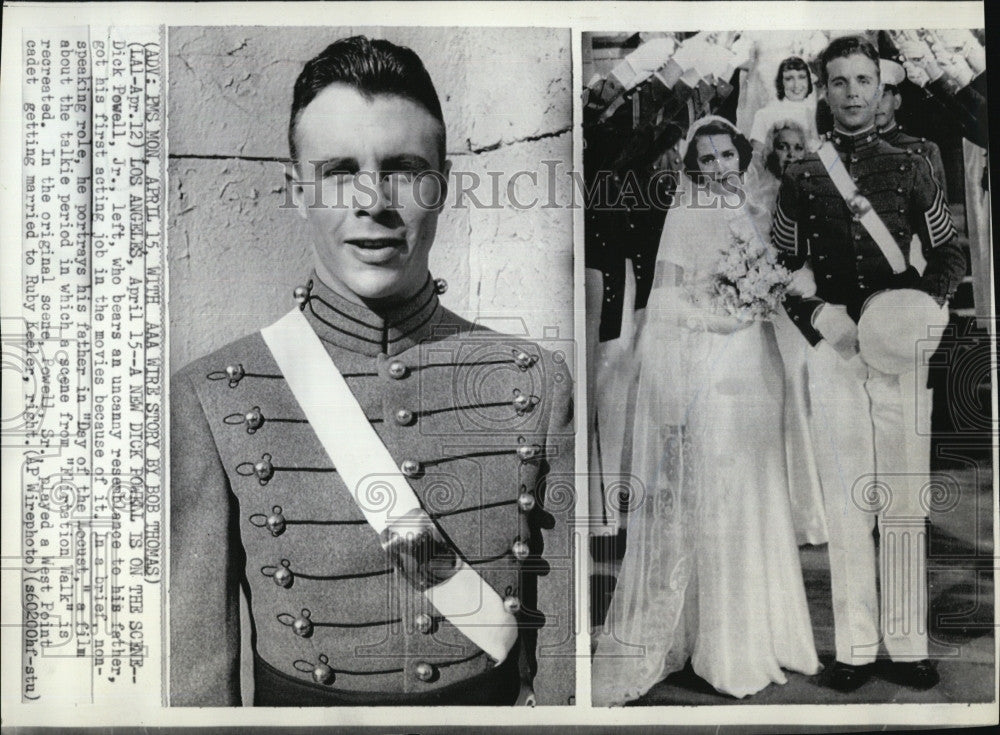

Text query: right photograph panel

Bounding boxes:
[584,29,994,706]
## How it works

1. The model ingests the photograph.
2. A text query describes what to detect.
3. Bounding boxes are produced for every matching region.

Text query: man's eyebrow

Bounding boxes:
[313,156,359,173]
[381,154,434,171]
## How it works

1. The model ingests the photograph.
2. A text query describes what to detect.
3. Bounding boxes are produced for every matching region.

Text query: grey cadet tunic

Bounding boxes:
[170,275,575,705]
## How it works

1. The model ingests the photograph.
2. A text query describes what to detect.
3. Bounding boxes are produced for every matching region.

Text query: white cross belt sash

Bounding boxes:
[261,308,518,664]
[817,141,907,274]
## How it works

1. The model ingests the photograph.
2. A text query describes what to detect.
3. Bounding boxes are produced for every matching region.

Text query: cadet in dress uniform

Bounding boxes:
[875,59,948,200]
[772,36,965,693]
[170,36,575,707]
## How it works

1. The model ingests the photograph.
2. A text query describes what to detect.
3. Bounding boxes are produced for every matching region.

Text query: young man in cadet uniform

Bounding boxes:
[874,57,948,200]
[772,35,965,693]
[170,36,575,707]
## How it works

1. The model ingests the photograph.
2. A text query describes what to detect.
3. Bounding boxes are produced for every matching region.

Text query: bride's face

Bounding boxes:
[694,134,741,189]
[773,128,806,172]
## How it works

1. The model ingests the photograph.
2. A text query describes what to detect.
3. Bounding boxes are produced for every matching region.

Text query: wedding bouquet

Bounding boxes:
[693,223,792,322]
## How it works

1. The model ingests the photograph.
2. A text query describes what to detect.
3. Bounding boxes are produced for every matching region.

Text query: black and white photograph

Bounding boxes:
[166,26,576,707]
[585,28,994,706]
[2,0,997,730]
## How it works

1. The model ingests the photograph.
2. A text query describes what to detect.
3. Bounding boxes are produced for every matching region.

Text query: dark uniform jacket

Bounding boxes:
[170,275,575,706]
[771,127,966,345]
[926,72,988,150]
[880,122,948,201]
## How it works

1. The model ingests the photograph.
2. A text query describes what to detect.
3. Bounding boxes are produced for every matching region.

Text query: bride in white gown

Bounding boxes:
[592,116,820,705]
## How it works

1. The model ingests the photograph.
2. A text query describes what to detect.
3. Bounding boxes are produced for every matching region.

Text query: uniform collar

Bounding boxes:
[878,121,902,144]
[297,272,446,357]
[829,124,879,153]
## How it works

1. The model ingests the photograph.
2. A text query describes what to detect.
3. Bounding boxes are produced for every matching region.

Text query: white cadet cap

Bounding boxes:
[857,289,948,374]
[880,58,906,87]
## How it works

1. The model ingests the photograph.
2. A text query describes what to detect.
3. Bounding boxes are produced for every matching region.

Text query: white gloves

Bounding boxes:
[898,39,944,84]
[902,59,932,88]
[813,303,859,360]
[964,40,986,75]
[786,266,817,299]
[899,35,981,89]
[937,53,975,88]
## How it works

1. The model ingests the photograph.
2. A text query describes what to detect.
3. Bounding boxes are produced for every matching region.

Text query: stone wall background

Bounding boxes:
[168,26,574,370]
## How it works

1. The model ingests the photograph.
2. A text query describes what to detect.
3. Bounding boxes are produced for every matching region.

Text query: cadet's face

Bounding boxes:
[773,128,806,171]
[824,53,881,132]
[782,69,809,101]
[291,85,448,305]
[694,134,741,181]
[874,88,900,129]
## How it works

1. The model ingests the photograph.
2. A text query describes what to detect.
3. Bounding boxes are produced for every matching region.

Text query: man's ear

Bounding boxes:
[892,91,903,113]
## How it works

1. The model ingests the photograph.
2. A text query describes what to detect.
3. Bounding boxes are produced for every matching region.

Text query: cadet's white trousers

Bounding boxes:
[807,341,931,665]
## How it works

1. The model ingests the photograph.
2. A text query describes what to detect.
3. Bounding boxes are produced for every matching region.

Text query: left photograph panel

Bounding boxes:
[167,27,576,706]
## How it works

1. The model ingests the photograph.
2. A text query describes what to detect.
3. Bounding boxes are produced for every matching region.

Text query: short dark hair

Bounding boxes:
[289,35,445,167]
[818,35,880,86]
[775,56,813,100]
[683,120,754,180]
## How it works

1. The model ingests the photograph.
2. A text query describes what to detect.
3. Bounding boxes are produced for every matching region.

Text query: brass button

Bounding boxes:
[395,408,415,426]
[313,656,334,685]
[273,560,294,588]
[434,278,448,294]
[414,661,435,682]
[512,539,530,560]
[293,285,310,304]
[504,596,521,614]
[254,454,274,482]
[225,364,245,386]
[293,609,314,638]
[401,459,421,477]
[517,444,541,462]
[266,506,286,537]
[518,491,536,512]
[388,361,408,379]
[245,406,264,433]
[513,350,535,369]
[415,613,434,635]
[512,392,533,413]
